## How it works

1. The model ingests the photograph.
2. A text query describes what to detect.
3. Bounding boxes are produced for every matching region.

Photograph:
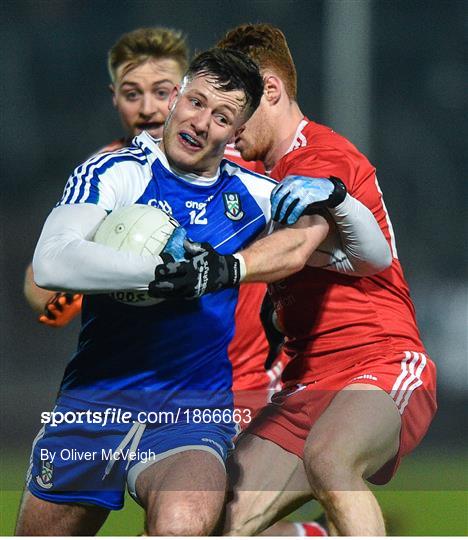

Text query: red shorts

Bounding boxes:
[233,357,285,431]
[246,350,437,484]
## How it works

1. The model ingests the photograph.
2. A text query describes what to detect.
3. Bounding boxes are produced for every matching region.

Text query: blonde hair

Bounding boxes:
[217,23,297,100]
[108,27,189,82]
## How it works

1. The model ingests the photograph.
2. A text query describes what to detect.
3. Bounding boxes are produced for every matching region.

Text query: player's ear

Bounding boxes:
[263,74,282,106]
[168,85,180,112]
[109,84,117,108]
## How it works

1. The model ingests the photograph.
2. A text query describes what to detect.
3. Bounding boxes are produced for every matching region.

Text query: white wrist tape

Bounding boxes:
[233,252,247,281]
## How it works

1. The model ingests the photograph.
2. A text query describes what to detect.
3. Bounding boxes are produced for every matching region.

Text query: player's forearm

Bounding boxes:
[239,214,330,283]
[328,194,392,276]
[23,263,56,313]
[33,204,157,293]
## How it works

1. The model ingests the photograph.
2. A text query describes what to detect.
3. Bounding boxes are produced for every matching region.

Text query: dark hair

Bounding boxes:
[185,48,263,118]
[217,23,297,100]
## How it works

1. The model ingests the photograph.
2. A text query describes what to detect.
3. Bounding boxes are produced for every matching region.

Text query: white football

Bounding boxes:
[94,204,179,306]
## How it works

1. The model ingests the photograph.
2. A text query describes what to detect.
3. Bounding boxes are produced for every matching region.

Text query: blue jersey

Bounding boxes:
[56,132,276,413]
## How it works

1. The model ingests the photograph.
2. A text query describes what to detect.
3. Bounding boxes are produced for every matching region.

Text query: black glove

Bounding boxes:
[148,240,242,299]
[260,292,285,370]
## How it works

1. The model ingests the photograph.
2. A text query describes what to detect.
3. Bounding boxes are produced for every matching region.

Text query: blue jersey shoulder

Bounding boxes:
[58,146,148,206]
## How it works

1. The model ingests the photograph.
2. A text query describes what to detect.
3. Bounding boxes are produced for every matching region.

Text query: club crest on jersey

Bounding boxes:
[36,460,53,489]
[223,192,244,221]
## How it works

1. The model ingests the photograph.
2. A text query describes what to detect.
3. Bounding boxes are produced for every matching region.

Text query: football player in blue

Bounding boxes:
[19,48,331,535]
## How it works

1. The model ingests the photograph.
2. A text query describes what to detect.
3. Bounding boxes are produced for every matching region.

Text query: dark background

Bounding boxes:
[1,0,466,459]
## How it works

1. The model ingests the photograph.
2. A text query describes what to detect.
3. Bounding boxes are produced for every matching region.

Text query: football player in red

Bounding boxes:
[208,23,438,536]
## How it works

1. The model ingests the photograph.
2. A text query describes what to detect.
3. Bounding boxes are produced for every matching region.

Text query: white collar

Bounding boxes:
[264,119,309,176]
[134,131,220,186]
[284,118,309,155]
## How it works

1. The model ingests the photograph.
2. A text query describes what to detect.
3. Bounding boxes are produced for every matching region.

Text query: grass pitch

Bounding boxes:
[1,449,466,535]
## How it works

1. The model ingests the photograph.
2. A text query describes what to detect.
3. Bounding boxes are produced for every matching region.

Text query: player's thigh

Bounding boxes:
[135,449,226,536]
[224,434,313,536]
[15,489,109,536]
[304,383,401,480]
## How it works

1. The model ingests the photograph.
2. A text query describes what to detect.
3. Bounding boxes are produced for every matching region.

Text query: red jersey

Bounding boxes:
[270,119,424,382]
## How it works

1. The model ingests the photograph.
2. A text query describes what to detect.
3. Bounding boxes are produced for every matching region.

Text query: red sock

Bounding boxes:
[294,521,328,536]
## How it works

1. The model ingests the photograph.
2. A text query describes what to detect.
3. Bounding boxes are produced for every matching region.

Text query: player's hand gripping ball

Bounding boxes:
[148,240,242,300]
[93,204,186,306]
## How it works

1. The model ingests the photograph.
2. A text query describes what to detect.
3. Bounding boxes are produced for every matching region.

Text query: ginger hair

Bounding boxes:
[217,23,297,100]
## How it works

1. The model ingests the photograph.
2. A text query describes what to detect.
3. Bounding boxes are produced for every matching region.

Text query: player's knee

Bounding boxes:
[304,438,359,492]
[304,435,339,475]
[147,502,215,536]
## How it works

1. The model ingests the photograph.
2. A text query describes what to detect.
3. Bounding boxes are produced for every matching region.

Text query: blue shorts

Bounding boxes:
[27,403,235,510]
